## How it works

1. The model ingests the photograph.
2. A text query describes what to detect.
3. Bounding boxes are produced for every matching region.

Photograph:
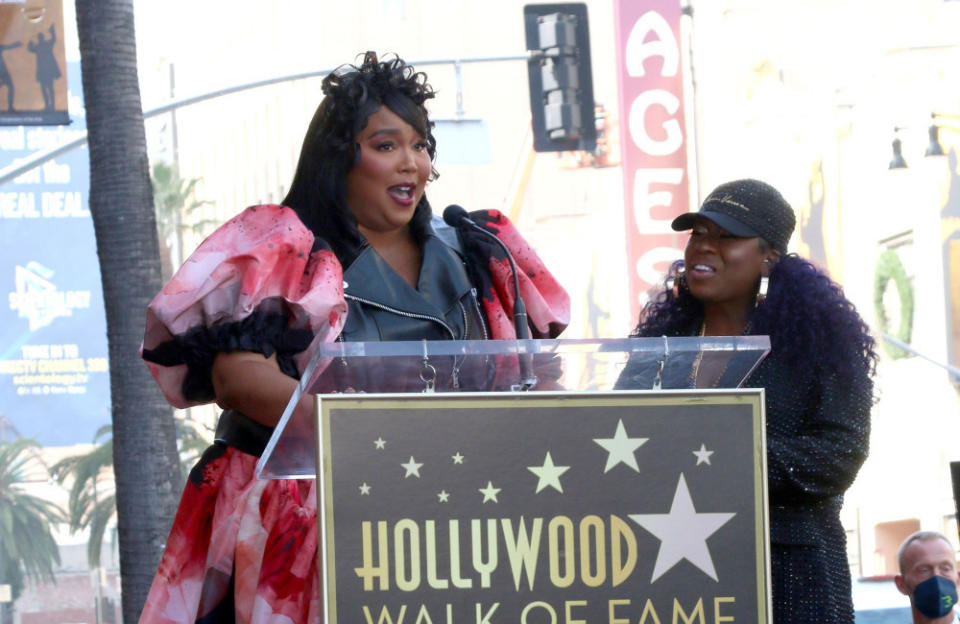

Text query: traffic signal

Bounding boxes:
[523,3,596,152]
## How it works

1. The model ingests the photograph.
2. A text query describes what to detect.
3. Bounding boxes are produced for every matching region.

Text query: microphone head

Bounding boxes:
[442,204,469,227]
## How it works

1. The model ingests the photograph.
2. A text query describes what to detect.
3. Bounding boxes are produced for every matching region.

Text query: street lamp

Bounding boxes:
[925,111,960,157]
[889,112,960,167]
[925,117,945,157]
[889,128,907,169]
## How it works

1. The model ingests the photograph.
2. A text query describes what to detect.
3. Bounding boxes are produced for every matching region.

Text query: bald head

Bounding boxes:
[899,531,954,574]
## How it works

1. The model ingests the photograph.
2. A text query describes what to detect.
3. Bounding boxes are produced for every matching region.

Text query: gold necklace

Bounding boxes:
[689,320,732,389]
[688,321,706,388]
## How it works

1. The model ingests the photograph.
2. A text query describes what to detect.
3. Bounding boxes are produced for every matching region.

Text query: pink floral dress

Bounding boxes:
[138,204,569,623]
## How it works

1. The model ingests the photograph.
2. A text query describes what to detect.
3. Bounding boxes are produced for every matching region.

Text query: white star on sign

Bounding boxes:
[359,483,371,495]
[452,452,464,464]
[528,452,570,493]
[401,456,423,478]
[374,437,386,450]
[594,419,648,473]
[437,490,450,503]
[479,481,501,503]
[629,473,735,582]
[693,443,714,466]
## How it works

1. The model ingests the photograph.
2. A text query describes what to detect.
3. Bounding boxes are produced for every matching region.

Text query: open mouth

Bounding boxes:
[689,263,716,275]
[388,184,416,203]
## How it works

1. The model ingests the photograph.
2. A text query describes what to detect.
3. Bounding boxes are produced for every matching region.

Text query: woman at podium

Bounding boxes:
[621,179,876,623]
[138,53,568,623]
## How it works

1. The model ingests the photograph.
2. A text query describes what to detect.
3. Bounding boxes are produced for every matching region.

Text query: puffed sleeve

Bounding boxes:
[140,204,347,408]
[455,209,570,339]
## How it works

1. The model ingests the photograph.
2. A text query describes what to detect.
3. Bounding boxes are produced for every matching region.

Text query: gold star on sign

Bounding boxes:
[478,481,501,503]
[401,456,423,478]
[528,452,570,493]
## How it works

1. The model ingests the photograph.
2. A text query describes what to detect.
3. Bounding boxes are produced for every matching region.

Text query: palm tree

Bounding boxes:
[50,420,214,573]
[150,161,216,280]
[49,426,115,570]
[0,440,65,624]
[174,416,215,473]
[74,1,182,620]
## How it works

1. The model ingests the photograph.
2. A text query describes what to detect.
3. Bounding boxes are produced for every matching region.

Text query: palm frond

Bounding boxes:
[85,494,116,568]
[0,440,65,590]
[46,432,117,566]
[51,438,113,531]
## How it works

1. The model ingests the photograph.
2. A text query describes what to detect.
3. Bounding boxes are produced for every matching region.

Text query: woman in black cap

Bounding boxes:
[622,178,876,622]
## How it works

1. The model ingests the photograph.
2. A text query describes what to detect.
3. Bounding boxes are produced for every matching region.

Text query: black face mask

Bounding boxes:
[914,574,959,619]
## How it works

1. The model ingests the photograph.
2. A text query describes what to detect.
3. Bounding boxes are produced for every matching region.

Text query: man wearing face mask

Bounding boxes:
[895,531,960,623]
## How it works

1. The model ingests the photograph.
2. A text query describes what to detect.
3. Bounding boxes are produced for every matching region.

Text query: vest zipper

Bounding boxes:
[458,300,469,340]
[455,288,491,391]
[470,288,489,340]
[344,293,456,340]
[452,301,470,389]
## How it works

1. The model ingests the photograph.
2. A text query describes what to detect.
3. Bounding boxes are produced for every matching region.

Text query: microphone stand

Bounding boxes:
[445,207,538,390]
[501,253,538,391]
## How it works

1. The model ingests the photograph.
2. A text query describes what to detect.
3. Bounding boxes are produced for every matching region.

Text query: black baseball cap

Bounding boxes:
[671,179,796,254]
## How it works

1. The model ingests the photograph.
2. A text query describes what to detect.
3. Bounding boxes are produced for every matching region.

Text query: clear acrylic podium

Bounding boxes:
[256,336,771,480]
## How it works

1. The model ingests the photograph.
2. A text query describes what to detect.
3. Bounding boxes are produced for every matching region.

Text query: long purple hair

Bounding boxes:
[630,255,877,384]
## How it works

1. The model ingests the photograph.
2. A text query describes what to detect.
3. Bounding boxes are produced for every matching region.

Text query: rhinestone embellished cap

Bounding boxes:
[672,179,796,254]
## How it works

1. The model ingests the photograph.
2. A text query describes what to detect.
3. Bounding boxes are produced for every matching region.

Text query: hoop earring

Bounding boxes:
[756,275,769,307]
[670,266,687,297]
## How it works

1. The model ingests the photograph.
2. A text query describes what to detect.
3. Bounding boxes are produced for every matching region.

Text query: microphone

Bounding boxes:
[440,204,472,229]
[443,205,537,390]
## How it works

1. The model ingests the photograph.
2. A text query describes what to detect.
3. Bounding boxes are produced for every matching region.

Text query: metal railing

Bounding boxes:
[882,333,960,378]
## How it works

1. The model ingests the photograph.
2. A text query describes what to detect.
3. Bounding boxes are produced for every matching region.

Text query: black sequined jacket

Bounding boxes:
[616,317,872,622]
[746,340,872,623]
[748,349,871,548]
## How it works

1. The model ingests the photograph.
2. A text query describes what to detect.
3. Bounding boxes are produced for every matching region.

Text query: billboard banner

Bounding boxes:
[318,392,771,623]
[614,0,691,320]
[0,0,69,126]
[0,61,110,446]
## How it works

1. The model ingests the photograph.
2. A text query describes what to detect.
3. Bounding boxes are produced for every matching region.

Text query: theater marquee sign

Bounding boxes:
[614,0,692,321]
[317,392,770,623]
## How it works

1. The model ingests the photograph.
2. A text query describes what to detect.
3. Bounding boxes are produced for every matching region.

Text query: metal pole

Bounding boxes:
[93,471,102,624]
[169,62,179,171]
[0,531,5,624]
[881,334,960,378]
[681,0,702,206]
[952,461,960,545]
[0,531,8,624]
[454,60,464,120]
[0,54,530,187]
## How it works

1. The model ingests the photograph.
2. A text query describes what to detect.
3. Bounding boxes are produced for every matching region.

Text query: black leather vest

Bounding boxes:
[316,232,493,393]
[340,233,488,343]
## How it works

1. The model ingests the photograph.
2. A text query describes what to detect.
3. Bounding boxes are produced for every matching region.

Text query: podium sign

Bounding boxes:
[317,391,770,623]
[257,337,771,480]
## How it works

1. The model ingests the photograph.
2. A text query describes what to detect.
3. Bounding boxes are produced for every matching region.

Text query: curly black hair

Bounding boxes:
[631,255,877,385]
[282,53,438,264]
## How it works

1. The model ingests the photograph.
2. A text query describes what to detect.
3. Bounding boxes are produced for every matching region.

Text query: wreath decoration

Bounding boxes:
[873,249,913,359]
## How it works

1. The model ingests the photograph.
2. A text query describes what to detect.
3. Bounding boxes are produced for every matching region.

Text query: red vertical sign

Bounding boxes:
[614,0,690,322]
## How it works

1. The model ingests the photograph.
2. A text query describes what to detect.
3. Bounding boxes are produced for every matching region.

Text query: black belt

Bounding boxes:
[214,409,274,457]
